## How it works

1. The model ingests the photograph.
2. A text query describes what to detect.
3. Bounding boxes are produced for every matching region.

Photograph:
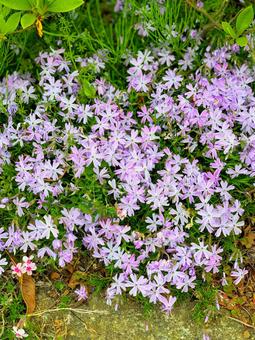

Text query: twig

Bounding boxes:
[240,306,253,324]
[4,250,17,266]
[28,307,109,317]
[227,316,255,329]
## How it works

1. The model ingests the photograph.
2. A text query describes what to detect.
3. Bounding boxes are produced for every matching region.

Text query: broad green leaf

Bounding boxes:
[5,12,20,33]
[0,16,6,35]
[236,36,248,47]
[0,5,11,18]
[236,5,254,36]
[221,22,236,38]
[0,0,32,10]
[36,0,47,14]
[47,0,83,13]
[21,13,37,29]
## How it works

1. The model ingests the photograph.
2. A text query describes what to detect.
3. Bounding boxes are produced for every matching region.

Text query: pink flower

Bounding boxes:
[22,256,37,275]
[11,263,26,277]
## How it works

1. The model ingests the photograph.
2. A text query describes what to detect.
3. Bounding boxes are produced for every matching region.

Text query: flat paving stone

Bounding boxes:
[33,290,255,340]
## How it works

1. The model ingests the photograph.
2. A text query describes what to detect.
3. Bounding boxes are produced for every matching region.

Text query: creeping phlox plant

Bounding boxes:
[0,40,254,315]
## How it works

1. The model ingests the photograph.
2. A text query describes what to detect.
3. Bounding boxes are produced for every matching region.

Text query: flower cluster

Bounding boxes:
[0,42,253,312]
[11,256,37,277]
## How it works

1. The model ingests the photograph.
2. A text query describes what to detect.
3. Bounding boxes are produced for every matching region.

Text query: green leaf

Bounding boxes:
[36,0,44,6]
[47,0,83,12]
[82,79,96,98]
[236,36,248,47]
[236,5,254,36]
[221,22,236,38]
[36,0,47,14]
[0,5,11,18]
[0,0,32,10]
[4,12,20,33]
[0,16,6,35]
[21,13,37,29]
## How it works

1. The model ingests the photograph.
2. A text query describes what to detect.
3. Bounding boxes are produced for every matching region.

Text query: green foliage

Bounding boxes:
[0,0,84,12]
[0,9,20,36]
[192,284,218,322]
[0,0,84,39]
[85,0,137,63]
[21,13,37,29]
[132,0,198,52]
[236,36,248,47]
[221,5,254,47]
[47,0,84,13]
[58,295,72,308]
[87,274,110,293]
[0,279,26,338]
[81,79,96,99]
[236,5,254,36]
[54,280,66,292]
[0,0,32,11]
[221,21,236,38]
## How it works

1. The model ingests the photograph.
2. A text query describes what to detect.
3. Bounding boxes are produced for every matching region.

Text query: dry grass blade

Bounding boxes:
[28,308,109,317]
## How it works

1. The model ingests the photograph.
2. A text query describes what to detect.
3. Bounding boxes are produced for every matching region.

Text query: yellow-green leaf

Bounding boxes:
[0,17,6,35]
[236,5,254,36]
[5,12,20,34]
[47,0,83,13]
[21,13,37,29]
[0,0,32,10]
[236,36,248,47]
[221,22,236,39]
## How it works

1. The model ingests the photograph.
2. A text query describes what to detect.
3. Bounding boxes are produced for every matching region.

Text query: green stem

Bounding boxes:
[186,0,222,29]
[43,30,70,38]
[247,40,255,63]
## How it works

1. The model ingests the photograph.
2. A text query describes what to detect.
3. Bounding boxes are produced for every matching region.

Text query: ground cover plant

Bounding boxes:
[0,0,255,338]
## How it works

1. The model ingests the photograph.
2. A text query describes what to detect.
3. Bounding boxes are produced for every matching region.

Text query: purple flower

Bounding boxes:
[231,263,248,284]
[162,69,183,89]
[160,296,177,314]
[0,41,253,315]
[126,274,150,297]
[75,285,88,301]
[35,216,59,240]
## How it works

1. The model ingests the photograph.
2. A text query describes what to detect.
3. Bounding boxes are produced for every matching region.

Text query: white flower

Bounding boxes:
[12,326,28,338]
[35,215,59,239]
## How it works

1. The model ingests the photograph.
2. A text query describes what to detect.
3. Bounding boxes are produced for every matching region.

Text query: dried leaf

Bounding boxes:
[68,271,87,289]
[241,232,255,249]
[66,263,74,273]
[50,272,60,280]
[19,273,36,314]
